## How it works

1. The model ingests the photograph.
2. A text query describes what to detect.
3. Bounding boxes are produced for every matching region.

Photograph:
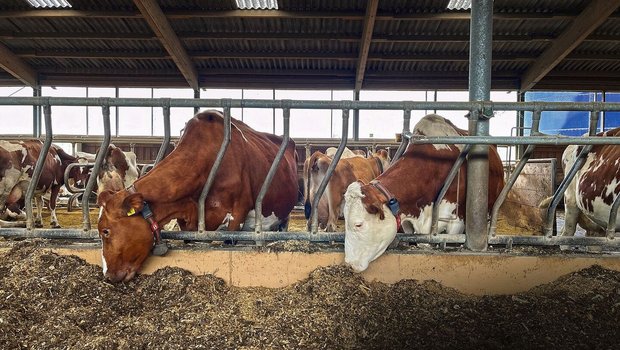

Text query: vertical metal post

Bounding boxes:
[194,89,200,115]
[26,103,52,230]
[353,91,360,141]
[154,101,171,165]
[198,105,232,232]
[32,87,41,138]
[255,105,291,234]
[466,0,493,251]
[391,108,411,164]
[82,102,112,230]
[311,108,350,233]
[114,87,119,137]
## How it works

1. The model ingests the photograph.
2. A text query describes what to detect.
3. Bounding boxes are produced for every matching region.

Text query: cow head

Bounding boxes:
[343,181,397,272]
[97,190,154,283]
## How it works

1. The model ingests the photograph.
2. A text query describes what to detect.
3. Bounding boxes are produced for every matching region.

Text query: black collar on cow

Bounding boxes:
[370,180,401,230]
[126,185,168,256]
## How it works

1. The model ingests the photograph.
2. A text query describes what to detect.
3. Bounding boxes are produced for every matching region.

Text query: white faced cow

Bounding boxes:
[343,114,505,272]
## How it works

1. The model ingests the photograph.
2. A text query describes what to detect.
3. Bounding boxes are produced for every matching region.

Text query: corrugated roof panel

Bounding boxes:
[183,38,357,54]
[370,41,470,55]
[374,19,470,37]
[5,17,151,34]
[171,17,363,35]
[575,41,620,53]
[6,38,162,52]
[195,57,356,71]
[29,57,179,71]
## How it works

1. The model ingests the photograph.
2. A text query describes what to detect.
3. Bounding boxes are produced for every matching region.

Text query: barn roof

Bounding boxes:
[1,0,620,91]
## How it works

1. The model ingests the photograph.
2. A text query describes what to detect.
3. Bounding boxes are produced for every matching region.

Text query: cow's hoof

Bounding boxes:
[34,222,43,228]
[51,223,61,229]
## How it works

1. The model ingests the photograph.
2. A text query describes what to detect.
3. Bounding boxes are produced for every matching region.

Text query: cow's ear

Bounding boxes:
[97,190,115,207]
[122,192,144,214]
[364,201,386,220]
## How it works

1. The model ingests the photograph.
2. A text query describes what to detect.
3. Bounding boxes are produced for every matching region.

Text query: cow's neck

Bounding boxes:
[150,199,197,229]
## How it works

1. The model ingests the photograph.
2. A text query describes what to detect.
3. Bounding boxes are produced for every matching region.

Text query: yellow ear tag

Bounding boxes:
[127,208,136,216]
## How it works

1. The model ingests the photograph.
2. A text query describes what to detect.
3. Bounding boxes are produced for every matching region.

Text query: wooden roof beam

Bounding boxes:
[133,0,198,90]
[0,42,37,86]
[520,0,620,91]
[354,0,379,93]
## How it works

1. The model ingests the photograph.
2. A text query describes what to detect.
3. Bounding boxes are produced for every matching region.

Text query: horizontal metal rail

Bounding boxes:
[1,228,619,249]
[3,97,620,112]
[408,135,620,146]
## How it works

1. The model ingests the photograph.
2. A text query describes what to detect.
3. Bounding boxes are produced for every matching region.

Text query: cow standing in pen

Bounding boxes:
[97,110,299,282]
[343,114,505,272]
[77,144,140,196]
[546,127,620,237]
[0,140,87,228]
[303,147,390,231]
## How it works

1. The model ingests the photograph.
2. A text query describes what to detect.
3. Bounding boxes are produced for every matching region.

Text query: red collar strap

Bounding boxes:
[126,185,166,255]
[369,180,401,231]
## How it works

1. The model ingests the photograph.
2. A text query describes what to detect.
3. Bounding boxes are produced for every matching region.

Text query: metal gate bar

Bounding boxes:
[25,104,52,229]
[198,106,231,232]
[255,104,291,234]
[310,108,350,233]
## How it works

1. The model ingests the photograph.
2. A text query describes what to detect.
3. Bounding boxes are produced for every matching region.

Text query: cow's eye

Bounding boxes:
[102,229,111,237]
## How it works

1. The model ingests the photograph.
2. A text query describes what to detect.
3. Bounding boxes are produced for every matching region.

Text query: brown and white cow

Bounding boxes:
[343,114,505,272]
[0,140,86,228]
[304,148,390,231]
[550,128,620,236]
[96,110,299,282]
[77,144,139,196]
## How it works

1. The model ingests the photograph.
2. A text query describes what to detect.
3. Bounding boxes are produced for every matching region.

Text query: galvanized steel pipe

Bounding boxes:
[6,97,620,112]
[25,104,52,230]
[391,108,411,164]
[310,108,350,233]
[82,103,112,230]
[198,106,231,232]
[431,145,471,235]
[466,0,493,251]
[255,106,291,233]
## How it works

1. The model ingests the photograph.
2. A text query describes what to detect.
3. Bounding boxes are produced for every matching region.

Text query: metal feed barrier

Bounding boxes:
[1,97,620,252]
[1,1,620,251]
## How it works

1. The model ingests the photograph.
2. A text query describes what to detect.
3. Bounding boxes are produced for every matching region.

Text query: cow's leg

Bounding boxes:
[561,178,580,236]
[48,186,61,228]
[324,184,339,232]
[34,195,44,228]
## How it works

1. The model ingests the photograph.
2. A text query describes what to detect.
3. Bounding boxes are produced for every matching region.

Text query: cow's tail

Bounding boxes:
[538,196,553,209]
[304,151,330,220]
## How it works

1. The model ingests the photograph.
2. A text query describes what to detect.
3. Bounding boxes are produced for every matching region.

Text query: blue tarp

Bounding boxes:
[523,92,597,136]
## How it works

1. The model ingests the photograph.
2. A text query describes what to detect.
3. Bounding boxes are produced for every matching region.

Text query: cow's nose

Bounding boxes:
[345,260,368,273]
[105,271,127,283]
[355,222,363,228]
